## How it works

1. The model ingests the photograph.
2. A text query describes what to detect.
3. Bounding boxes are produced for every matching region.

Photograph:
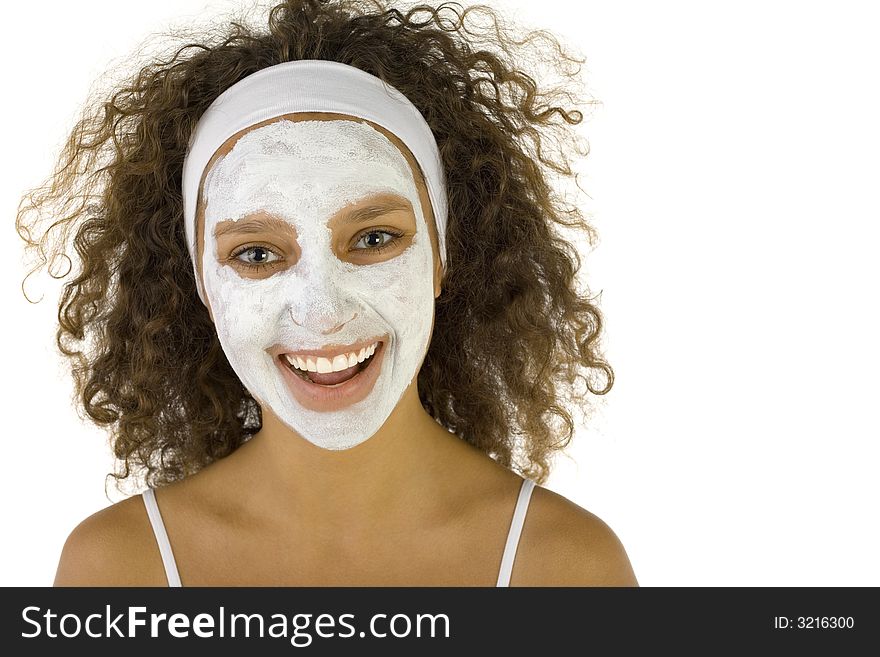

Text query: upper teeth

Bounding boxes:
[283,341,379,374]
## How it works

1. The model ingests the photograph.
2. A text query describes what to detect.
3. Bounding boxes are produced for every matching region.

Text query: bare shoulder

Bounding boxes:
[54,493,166,586]
[513,484,639,586]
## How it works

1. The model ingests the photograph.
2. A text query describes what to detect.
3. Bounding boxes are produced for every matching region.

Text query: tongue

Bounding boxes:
[307,362,361,386]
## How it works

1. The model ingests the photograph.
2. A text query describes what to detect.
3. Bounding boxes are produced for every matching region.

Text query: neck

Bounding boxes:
[232,380,457,533]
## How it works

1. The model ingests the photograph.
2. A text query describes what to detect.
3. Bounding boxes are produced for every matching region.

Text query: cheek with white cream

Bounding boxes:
[200,119,436,450]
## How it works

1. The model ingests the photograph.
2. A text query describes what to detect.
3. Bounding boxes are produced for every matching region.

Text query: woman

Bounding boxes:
[20,0,637,586]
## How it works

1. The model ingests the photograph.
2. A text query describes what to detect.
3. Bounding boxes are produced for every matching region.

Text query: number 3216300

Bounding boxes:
[797,616,854,629]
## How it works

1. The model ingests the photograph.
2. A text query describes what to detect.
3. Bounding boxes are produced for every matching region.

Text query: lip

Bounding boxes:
[270,335,384,361]
[275,338,387,412]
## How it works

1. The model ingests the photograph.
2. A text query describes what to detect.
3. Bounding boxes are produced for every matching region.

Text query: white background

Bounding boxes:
[1,0,877,586]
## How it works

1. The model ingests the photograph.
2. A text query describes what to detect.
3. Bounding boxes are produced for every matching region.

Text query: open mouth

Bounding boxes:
[275,338,388,412]
[280,341,382,388]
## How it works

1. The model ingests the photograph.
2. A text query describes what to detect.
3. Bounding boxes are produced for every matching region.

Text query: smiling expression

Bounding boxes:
[197,116,439,450]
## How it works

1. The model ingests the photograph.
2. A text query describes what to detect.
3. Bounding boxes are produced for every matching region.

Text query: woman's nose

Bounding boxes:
[290,308,358,334]
[287,284,360,334]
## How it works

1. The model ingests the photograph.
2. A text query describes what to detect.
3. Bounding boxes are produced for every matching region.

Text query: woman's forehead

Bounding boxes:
[207,123,409,190]
[201,112,419,181]
[198,114,429,218]
[202,119,419,224]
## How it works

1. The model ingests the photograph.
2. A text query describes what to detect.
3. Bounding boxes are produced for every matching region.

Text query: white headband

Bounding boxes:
[181,59,448,305]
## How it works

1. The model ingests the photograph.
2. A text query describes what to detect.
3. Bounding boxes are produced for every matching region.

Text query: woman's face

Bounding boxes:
[196,115,442,450]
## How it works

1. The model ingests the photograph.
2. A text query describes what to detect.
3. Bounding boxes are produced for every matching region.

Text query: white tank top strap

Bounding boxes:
[496,477,537,587]
[141,487,182,587]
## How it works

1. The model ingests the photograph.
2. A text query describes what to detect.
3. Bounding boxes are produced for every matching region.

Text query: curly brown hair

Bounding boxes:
[16,0,612,492]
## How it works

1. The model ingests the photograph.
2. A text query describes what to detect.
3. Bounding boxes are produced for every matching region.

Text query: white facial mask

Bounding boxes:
[200,119,436,450]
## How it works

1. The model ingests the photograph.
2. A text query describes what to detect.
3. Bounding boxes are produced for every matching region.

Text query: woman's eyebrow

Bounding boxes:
[339,198,411,226]
[214,197,412,237]
[215,216,294,237]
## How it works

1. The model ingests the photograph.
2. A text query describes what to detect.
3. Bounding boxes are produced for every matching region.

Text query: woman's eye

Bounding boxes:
[354,229,404,253]
[231,245,282,270]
